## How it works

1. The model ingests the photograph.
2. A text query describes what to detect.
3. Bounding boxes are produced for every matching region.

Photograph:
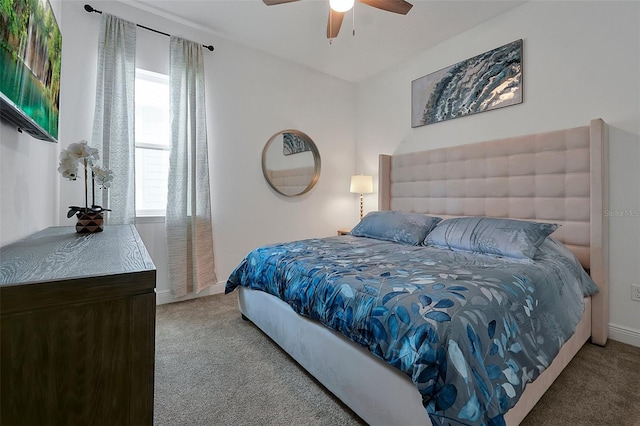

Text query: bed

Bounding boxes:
[226,118,609,425]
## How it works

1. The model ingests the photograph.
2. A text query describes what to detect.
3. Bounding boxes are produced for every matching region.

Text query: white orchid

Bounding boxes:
[58,150,79,180]
[57,140,113,219]
[66,140,99,164]
[92,165,114,189]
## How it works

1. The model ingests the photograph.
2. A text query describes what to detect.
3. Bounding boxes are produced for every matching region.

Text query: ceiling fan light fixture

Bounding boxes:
[329,0,354,13]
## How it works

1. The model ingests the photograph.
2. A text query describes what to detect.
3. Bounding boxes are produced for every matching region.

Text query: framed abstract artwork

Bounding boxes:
[411,39,523,128]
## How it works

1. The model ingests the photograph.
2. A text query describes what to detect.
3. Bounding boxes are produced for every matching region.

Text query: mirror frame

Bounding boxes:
[261,129,321,197]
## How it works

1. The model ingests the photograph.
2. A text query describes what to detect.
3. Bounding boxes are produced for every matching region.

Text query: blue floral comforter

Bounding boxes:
[225,235,596,425]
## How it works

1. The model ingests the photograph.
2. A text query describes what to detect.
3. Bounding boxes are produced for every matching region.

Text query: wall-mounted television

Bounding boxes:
[1,0,61,143]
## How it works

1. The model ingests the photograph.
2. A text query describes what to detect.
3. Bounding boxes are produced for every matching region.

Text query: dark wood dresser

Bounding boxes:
[0,225,156,425]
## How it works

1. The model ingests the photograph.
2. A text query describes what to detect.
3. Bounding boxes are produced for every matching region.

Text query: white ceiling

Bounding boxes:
[133,0,525,83]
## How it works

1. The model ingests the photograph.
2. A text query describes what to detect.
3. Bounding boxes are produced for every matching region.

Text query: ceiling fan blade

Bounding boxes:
[326,10,345,39]
[358,0,413,15]
[263,0,301,5]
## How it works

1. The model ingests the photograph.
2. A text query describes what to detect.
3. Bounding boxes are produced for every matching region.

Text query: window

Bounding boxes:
[135,69,170,216]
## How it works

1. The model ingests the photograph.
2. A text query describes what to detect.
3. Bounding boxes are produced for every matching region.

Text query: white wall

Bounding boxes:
[0,0,62,246]
[0,122,59,245]
[57,1,357,303]
[355,1,640,346]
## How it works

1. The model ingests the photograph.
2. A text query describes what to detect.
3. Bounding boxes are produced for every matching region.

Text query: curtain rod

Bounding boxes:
[84,4,214,52]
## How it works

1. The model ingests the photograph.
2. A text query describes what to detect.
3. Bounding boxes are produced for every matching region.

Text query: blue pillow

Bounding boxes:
[425,216,558,259]
[350,211,442,246]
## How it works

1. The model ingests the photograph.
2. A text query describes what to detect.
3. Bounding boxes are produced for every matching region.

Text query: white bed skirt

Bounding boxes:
[238,287,592,425]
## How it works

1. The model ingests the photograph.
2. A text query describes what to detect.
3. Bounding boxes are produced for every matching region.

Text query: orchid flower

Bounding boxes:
[58,140,114,217]
[92,165,114,189]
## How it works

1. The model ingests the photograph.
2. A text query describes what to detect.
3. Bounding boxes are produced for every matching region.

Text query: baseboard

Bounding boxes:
[156,281,226,305]
[609,323,640,348]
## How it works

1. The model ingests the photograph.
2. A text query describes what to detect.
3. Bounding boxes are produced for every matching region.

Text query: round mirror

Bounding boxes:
[262,129,321,197]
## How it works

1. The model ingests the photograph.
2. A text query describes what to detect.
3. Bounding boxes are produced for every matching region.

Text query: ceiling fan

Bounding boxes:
[263,0,413,39]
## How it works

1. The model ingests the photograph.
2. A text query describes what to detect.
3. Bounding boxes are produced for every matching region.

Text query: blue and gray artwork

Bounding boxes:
[283,132,310,156]
[412,40,522,127]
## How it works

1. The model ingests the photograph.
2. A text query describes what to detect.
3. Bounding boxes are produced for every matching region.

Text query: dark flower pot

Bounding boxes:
[75,212,104,233]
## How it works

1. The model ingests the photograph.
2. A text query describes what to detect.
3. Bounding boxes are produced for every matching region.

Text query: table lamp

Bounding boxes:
[350,175,373,219]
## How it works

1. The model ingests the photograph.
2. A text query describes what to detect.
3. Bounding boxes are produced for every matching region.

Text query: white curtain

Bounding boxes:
[166,37,216,297]
[91,14,136,224]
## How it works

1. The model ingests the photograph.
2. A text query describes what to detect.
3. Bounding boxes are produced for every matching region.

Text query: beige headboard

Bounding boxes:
[379,118,608,345]
[266,166,315,197]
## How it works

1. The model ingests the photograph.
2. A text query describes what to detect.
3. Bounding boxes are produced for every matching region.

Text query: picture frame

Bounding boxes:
[411,39,523,128]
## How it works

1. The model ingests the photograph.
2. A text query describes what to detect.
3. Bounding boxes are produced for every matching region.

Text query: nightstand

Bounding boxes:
[337,228,351,236]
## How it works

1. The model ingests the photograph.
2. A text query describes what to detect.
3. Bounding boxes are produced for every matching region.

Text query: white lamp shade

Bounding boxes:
[330,0,355,12]
[350,175,373,194]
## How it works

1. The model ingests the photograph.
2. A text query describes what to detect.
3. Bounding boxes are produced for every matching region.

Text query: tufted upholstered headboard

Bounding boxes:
[265,166,315,196]
[378,118,608,345]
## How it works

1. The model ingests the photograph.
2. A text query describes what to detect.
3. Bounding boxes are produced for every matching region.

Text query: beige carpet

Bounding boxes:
[154,293,640,425]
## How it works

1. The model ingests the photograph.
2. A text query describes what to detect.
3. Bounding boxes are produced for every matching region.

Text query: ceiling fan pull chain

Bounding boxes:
[329,3,333,44]
[352,3,356,36]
